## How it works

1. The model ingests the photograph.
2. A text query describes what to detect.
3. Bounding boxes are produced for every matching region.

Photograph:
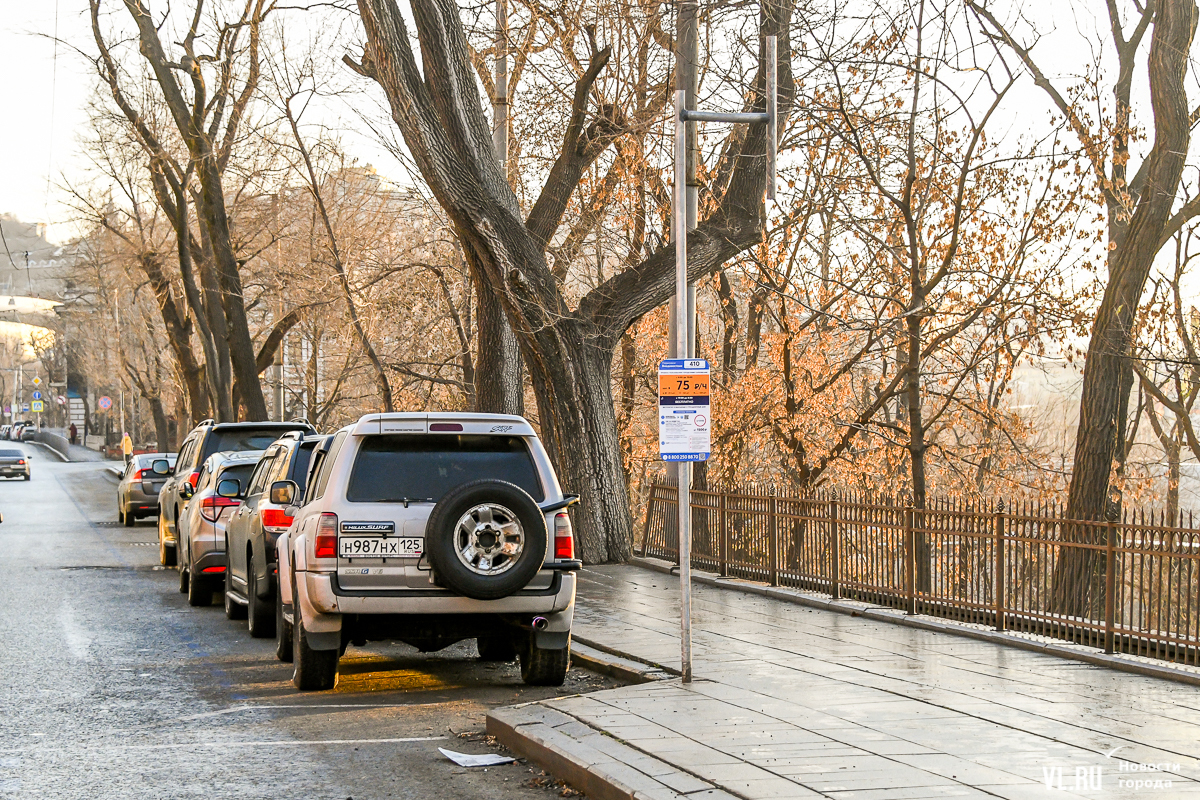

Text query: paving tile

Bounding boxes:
[503,566,1200,800]
[655,769,713,793]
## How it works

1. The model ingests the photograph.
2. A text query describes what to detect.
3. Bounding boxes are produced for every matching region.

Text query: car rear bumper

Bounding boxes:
[191,550,227,583]
[301,570,576,616]
[0,467,29,477]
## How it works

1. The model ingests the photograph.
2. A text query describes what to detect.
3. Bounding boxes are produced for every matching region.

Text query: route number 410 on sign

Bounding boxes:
[658,359,711,462]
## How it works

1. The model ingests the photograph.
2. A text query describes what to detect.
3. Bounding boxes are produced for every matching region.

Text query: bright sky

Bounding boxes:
[0,1,93,243]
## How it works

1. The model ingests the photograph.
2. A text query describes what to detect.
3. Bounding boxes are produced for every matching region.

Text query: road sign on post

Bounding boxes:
[32,377,41,386]
[658,360,711,461]
[97,396,113,411]
[31,401,43,413]
[31,391,42,401]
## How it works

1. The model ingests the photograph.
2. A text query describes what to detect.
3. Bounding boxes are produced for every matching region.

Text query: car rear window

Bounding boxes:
[205,428,305,458]
[347,434,543,503]
[290,444,316,492]
[217,463,255,487]
[0,450,21,457]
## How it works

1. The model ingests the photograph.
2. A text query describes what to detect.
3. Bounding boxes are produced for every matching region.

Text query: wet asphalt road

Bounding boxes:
[0,449,614,799]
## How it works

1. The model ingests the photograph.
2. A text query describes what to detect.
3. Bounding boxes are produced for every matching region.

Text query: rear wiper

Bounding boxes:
[382,497,434,508]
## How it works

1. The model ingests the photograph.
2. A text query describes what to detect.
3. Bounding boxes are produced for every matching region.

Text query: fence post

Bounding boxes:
[768,491,779,587]
[904,503,916,615]
[718,491,729,577]
[830,494,840,600]
[993,502,1005,632]
[1104,520,1117,655]
[639,483,657,558]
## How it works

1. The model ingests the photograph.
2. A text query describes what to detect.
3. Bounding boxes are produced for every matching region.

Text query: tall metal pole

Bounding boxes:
[493,0,509,170]
[673,86,693,683]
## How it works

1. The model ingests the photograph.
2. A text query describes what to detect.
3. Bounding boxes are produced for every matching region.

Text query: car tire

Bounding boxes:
[424,480,547,601]
[247,562,275,639]
[178,563,189,594]
[477,634,517,662]
[23,474,29,481]
[159,516,177,568]
[123,506,136,527]
[519,632,571,686]
[118,506,125,525]
[275,578,294,663]
[186,566,211,607]
[292,585,337,690]
[225,561,247,620]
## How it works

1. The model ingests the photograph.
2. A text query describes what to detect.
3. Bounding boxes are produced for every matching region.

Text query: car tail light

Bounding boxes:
[314,512,338,558]
[199,495,240,523]
[261,507,294,533]
[187,470,201,488]
[553,512,574,560]
[132,468,146,479]
[17,459,24,466]
[201,566,226,573]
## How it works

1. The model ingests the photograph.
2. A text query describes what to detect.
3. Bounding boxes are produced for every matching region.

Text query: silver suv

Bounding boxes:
[277,412,580,691]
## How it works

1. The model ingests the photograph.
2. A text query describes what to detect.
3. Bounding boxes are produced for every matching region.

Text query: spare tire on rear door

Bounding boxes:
[425,480,546,600]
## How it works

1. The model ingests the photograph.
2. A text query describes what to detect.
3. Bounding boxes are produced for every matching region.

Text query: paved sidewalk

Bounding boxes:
[489,564,1200,799]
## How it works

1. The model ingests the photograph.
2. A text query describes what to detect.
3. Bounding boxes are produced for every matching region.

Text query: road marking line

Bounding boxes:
[175,702,470,722]
[114,736,449,750]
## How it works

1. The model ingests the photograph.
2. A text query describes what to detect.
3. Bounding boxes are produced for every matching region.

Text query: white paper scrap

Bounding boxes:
[438,747,516,767]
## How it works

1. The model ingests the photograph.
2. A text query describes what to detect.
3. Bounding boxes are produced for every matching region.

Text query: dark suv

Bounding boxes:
[224,432,325,638]
[157,420,314,567]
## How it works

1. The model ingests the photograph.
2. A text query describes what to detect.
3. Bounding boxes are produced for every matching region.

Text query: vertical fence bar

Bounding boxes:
[905,504,916,615]
[830,495,841,600]
[639,483,657,557]
[719,492,729,577]
[768,492,779,586]
[994,504,1006,631]
[1105,520,1117,655]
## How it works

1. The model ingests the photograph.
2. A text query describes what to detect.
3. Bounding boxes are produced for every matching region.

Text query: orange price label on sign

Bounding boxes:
[658,373,710,397]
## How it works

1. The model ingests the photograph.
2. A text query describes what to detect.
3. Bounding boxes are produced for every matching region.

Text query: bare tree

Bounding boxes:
[348,0,794,561]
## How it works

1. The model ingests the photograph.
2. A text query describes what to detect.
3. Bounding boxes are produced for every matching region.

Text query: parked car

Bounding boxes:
[157,419,314,568]
[176,451,264,608]
[224,432,325,638]
[117,453,176,525]
[276,412,580,691]
[0,448,30,480]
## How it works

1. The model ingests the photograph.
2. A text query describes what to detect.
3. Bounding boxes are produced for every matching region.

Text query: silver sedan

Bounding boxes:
[116,453,176,526]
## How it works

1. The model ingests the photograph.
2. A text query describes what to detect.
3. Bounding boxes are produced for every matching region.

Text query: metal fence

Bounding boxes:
[640,480,1200,667]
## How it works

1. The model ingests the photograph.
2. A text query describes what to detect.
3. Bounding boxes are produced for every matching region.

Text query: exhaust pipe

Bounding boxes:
[531,616,549,630]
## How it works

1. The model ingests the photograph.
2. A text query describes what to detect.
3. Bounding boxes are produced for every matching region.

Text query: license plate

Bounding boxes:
[339,536,422,558]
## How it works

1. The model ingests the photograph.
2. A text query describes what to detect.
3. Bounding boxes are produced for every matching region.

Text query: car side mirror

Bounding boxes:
[151,459,170,475]
[216,479,242,499]
[179,482,195,500]
[269,480,297,505]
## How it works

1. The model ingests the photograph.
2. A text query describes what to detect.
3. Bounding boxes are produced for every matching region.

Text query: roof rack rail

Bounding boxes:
[196,418,215,426]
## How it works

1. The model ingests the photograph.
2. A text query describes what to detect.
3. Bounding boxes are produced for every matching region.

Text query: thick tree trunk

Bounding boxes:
[196,161,268,420]
[137,252,206,425]
[524,321,631,563]
[905,313,931,593]
[474,274,524,415]
[1055,0,1196,616]
[149,395,170,454]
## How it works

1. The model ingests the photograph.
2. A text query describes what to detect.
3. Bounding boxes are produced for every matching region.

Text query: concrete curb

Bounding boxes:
[571,641,672,684]
[630,556,1200,688]
[487,704,736,800]
[31,441,69,463]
